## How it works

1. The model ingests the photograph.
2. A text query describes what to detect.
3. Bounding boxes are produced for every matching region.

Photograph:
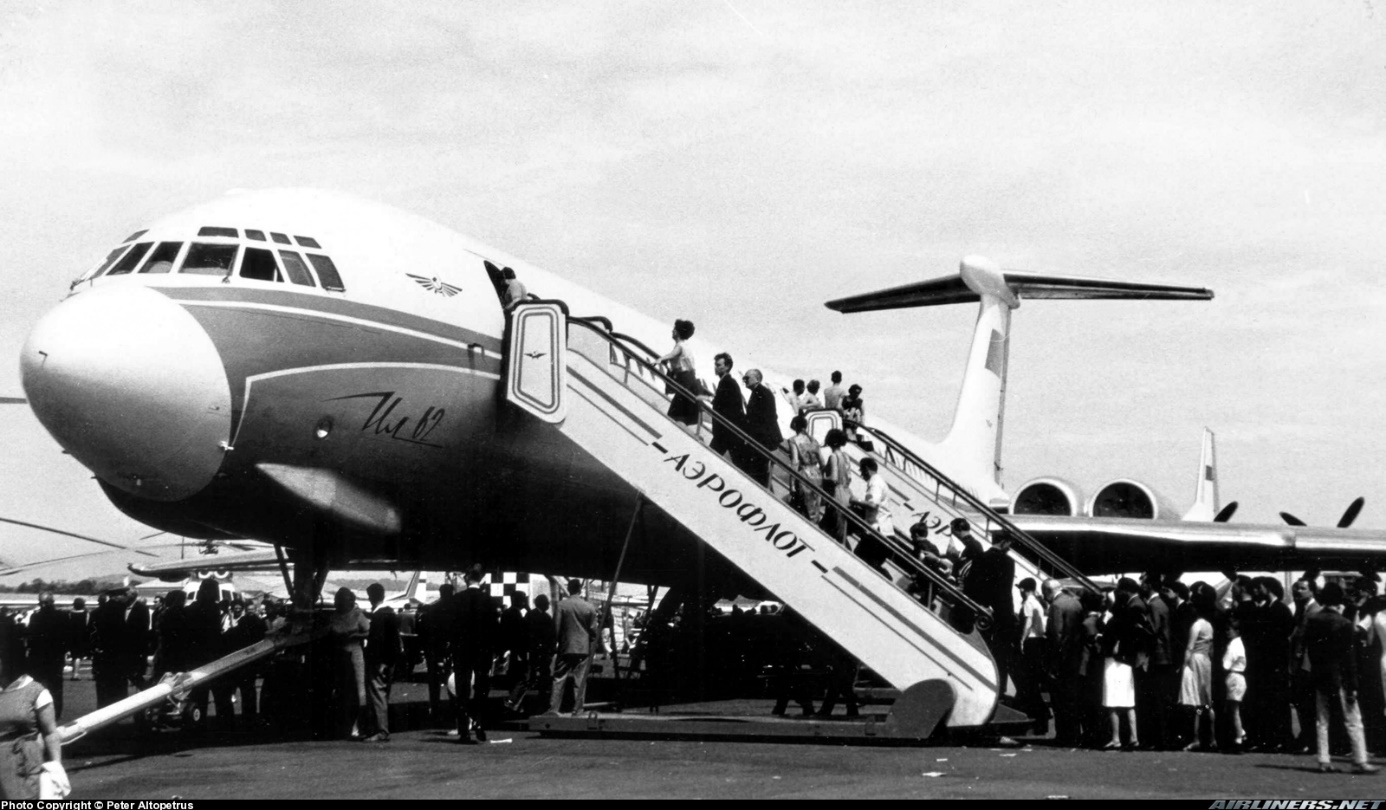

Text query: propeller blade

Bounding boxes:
[1213,502,1239,523]
[0,517,160,557]
[0,397,27,404]
[1339,497,1366,529]
[1280,511,1307,527]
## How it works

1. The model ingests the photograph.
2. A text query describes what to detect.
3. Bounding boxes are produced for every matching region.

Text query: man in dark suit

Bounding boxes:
[417,583,456,724]
[507,593,557,713]
[124,591,151,702]
[1306,582,1378,774]
[708,352,746,465]
[25,593,69,718]
[91,589,133,708]
[1251,576,1295,751]
[546,578,599,717]
[361,582,401,742]
[68,597,91,681]
[452,565,498,743]
[742,369,783,487]
[1044,579,1085,745]
[963,531,1017,695]
[1139,573,1176,750]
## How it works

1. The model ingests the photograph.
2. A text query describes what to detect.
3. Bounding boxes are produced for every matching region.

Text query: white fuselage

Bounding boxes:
[20,189,994,584]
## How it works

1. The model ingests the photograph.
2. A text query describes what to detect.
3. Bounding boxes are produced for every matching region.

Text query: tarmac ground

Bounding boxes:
[49,668,1386,800]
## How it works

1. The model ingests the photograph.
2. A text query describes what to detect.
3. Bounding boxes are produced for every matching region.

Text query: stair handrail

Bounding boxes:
[849,420,1100,594]
[561,315,994,624]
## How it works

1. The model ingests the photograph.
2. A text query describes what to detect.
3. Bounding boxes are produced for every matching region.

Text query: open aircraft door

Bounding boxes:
[505,302,567,423]
[805,408,841,445]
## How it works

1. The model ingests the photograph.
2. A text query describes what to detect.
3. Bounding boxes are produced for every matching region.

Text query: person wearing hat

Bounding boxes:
[841,384,865,443]
[1016,576,1053,734]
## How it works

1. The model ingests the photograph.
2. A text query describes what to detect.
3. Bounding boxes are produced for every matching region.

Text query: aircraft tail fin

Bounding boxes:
[826,259,1213,492]
[403,570,424,602]
[1183,428,1220,521]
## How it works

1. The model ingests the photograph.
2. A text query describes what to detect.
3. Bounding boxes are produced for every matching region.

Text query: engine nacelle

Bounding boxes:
[1086,478,1178,520]
[1010,477,1085,517]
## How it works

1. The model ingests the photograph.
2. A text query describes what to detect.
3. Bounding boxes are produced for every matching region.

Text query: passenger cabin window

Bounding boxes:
[138,242,183,274]
[90,245,132,279]
[306,254,345,292]
[105,242,152,276]
[270,233,291,245]
[277,251,318,287]
[294,236,321,248]
[198,226,238,238]
[245,230,266,241]
[122,230,147,243]
[181,243,239,276]
[240,247,281,282]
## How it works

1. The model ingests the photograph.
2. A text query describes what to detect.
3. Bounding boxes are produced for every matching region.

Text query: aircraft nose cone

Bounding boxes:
[20,285,232,501]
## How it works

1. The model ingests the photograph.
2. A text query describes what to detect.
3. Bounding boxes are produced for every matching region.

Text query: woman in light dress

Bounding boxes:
[818,428,851,543]
[1101,584,1142,750]
[1178,581,1218,751]
[786,415,824,522]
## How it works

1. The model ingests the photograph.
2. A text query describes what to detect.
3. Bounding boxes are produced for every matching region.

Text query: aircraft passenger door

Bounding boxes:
[505,302,567,423]
[805,408,841,445]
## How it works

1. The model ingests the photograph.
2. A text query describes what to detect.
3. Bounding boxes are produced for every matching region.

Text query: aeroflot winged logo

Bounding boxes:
[406,273,462,297]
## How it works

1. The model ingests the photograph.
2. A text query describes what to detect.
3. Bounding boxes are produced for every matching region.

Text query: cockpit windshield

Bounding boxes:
[138,242,183,274]
[181,243,239,276]
[82,227,344,292]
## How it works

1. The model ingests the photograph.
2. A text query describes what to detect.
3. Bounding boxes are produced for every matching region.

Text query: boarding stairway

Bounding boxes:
[505,302,1002,732]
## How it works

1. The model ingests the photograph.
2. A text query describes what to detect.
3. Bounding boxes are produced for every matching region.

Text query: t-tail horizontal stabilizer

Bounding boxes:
[823,257,1213,497]
[824,261,1214,314]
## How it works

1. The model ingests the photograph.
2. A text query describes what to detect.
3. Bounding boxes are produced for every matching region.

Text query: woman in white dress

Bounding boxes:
[1101,587,1141,750]
[1178,582,1218,751]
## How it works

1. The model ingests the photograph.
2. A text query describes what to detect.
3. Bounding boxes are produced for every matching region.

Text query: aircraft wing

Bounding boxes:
[127,551,411,581]
[1010,516,1386,576]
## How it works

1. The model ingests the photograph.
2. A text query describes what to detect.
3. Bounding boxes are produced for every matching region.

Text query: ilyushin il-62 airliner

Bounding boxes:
[20,189,1386,731]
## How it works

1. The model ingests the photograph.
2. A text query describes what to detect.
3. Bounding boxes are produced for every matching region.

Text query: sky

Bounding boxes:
[1,0,1384,580]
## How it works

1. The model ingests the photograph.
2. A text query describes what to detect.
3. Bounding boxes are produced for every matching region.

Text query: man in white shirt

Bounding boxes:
[1016,577,1052,735]
[847,458,893,575]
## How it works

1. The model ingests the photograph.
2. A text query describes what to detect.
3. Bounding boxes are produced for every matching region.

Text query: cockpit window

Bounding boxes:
[245,229,266,241]
[122,230,147,243]
[306,254,345,292]
[137,242,183,274]
[294,236,321,248]
[270,233,291,245]
[240,247,281,282]
[105,242,153,276]
[90,245,133,279]
[180,243,239,276]
[197,226,238,238]
[277,251,317,287]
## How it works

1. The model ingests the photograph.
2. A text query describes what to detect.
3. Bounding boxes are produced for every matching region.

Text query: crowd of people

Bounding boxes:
[0,566,618,753]
[971,570,1385,774]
